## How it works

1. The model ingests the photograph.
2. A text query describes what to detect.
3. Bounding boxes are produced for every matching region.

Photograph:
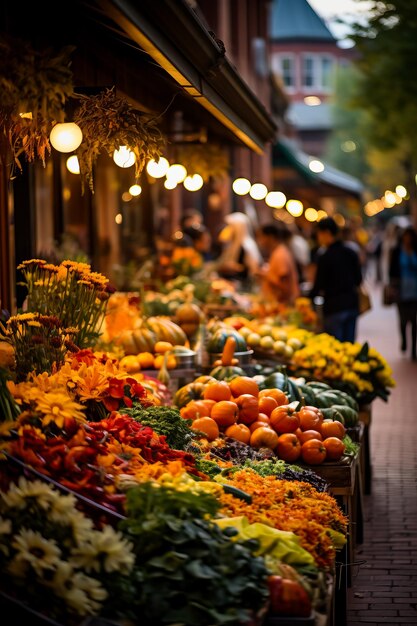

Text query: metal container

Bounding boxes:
[208,349,254,366]
[173,351,197,369]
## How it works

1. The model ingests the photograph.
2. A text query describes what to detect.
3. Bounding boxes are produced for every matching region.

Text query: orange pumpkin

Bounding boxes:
[211,400,239,428]
[270,405,300,434]
[236,394,259,425]
[191,417,219,441]
[225,423,251,444]
[250,426,279,450]
[259,388,288,406]
[323,436,346,461]
[276,433,301,462]
[180,400,210,421]
[250,419,270,433]
[258,395,278,417]
[320,419,346,440]
[229,376,259,398]
[203,381,232,402]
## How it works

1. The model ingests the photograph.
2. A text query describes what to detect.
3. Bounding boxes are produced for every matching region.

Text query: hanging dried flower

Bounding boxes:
[175,143,229,182]
[73,88,165,193]
[0,36,74,175]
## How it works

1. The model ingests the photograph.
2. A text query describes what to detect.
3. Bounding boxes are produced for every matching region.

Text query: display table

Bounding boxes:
[297,454,362,626]
[358,403,372,494]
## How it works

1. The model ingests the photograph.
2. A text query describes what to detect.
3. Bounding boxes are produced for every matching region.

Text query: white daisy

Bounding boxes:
[49,492,77,524]
[68,510,94,542]
[52,562,107,615]
[12,528,62,576]
[1,477,57,511]
[70,525,134,574]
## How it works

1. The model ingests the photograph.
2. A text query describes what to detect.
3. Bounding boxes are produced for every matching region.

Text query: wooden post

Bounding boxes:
[0,164,14,314]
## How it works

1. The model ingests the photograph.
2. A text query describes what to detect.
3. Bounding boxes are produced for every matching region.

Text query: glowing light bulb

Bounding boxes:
[183,174,203,191]
[146,157,169,178]
[309,159,324,173]
[304,96,321,106]
[113,146,136,168]
[167,164,187,183]
[305,207,318,222]
[395,185,407,198]
[115,213,123,224]
[66,155,80,175]
[286,199,304,217]
[50,123,83,153]
[232,178,251,195]
[129,184,142,196]
[164,178,177,190]
[317,210,328,221]
[249,183,268,200]
[266,191,286,208]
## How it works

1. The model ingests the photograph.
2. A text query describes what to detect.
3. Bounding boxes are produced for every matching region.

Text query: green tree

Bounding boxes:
[349,0,417,222]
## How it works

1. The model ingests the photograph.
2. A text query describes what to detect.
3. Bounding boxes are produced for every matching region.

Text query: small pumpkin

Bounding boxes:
[236,394,260,425]
[211,400,239,428]
[203,381,232,402]
[229,376,259,398]
[250,426,279,450]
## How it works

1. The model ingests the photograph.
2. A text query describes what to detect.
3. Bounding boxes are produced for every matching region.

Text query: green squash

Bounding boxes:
[173,382,207,408]
[207,329,247,353]
[209,365,246,381]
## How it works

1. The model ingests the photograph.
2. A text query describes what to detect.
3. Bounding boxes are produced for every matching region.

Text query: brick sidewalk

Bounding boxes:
[346,284,417,626]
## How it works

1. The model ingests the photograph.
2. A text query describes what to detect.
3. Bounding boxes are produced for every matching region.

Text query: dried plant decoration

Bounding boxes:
[0,36,74,175]
[175,143,229,182]
[74,88,165,193]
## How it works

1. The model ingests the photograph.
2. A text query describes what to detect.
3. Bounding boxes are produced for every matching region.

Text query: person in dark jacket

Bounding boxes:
[389,227,417,360]
[311,217,362,342]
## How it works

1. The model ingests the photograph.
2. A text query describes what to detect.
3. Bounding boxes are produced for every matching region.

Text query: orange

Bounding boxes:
[191,417,219,441]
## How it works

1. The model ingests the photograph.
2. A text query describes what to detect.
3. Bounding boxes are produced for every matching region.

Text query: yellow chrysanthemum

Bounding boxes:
[35,392,86,428]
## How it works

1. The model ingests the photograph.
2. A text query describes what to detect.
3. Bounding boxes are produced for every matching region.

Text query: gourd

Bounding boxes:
[174,381,207,408]
[207,328,247,353]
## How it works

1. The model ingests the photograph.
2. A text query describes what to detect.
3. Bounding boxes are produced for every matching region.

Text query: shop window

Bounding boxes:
[272,54,295,89]
[302,54,334,92]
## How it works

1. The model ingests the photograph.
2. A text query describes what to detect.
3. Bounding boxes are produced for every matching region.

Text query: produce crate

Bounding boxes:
[264,612,315,626]
[357,403,372,494]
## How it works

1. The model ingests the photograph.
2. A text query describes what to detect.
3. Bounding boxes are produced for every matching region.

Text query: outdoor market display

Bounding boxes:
[0,258,395,625]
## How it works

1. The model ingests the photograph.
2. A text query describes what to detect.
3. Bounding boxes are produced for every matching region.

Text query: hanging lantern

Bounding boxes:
[113,146,136,168]
[50,123,83,153]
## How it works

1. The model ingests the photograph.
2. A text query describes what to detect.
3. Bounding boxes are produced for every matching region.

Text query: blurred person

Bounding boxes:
[183,225,213,261]
[256,223,300,305]
[311,217,362,342]
[389,227,417,360]
[216,212,262,287]
[366,225,383,283]
[289,224,311,285]
[381,222,400,284]
[180,209,203,230]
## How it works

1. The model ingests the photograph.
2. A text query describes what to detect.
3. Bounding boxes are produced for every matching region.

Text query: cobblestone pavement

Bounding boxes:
[347,283,417,626]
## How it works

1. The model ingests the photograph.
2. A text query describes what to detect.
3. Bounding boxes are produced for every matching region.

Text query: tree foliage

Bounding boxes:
[349,1,417,201]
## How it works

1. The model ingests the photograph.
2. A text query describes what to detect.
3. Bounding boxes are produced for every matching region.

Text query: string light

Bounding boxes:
[286,199,304,217]
[167,164,187,183]
[50,123,83,153]
[305,207,318,222]
[164,178,177,190]
[146,157,169,178]
[129,184,142,196]
[249,183,268,200]
[113,146,136,168]
[266,191,286,208]
[183,174,203,191]
[309,159,324,173]
[232,178,251,195]
[66,155,80,175]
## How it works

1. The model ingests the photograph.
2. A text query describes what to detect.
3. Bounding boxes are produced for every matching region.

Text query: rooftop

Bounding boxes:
[270,0,336,43]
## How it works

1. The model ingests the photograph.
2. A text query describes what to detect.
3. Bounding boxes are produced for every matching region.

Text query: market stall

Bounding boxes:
[0,259,394,626]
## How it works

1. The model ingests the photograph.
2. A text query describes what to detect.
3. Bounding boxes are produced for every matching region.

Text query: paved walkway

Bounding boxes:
[347,283,417,626]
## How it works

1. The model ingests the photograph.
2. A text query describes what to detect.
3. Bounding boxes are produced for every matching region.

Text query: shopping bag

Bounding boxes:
[358,285,372,315]
[382,284,399,306]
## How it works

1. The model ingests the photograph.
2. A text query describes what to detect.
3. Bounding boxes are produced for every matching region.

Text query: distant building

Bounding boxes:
[270,0,355,156]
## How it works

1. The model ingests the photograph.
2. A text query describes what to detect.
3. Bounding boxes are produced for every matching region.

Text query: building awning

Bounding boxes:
[99,0,277,154]
[273,138,364,198]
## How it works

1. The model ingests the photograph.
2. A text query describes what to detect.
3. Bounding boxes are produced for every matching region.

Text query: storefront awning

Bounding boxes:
[273,138,364,198]
[100,0,277,154]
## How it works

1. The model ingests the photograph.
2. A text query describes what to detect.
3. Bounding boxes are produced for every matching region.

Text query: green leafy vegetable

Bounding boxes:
[126,405,194,450]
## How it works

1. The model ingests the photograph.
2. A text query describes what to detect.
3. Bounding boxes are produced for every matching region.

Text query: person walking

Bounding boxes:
[389,226,417,360]
[256,223,300,305]
[311,217,362,342]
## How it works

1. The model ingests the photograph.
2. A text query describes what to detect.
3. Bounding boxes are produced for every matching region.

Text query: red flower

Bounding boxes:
[71,349,97,366]
[107,378,125,399]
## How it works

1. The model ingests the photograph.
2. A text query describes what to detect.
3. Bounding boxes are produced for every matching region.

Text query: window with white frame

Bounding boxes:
[272,53,296,90]
[301,54,334,92]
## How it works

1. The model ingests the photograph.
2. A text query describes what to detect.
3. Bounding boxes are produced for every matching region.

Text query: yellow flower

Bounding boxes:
[35,392,86,428]
[70,525,135,574]
[11,529,61,577]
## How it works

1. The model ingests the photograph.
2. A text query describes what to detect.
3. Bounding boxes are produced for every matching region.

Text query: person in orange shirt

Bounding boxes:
[256,223,300,304]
